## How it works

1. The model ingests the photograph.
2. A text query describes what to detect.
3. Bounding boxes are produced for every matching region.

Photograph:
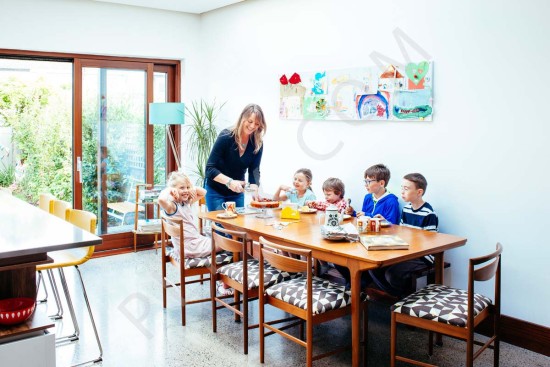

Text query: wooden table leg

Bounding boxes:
[349,262,363,367]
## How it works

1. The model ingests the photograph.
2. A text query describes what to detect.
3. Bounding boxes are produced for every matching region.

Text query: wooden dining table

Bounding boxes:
[200,209,467,367]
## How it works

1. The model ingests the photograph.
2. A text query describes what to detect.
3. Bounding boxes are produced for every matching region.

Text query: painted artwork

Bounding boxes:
[279,61,433,121]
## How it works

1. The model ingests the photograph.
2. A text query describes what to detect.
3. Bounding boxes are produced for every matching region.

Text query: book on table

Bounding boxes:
[359,235,409,250]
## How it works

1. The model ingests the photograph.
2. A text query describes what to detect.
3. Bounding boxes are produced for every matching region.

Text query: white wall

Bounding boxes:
[1,0,549,326]
[0,0,205,101]
[199,0,550,326]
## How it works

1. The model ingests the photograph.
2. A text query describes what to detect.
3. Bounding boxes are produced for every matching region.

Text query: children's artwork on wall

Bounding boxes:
[279,73,307,119]
[356,92,390,120]
[303,95,329,120]
[279,61,433,121]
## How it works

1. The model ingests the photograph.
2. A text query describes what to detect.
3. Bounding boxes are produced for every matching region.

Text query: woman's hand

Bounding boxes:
[227,179,245,193]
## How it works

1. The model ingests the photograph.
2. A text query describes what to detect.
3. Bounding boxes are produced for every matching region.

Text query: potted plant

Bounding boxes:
[185,100,225,186]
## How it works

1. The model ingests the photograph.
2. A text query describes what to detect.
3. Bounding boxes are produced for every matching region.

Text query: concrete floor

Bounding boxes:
[39,250,549,367]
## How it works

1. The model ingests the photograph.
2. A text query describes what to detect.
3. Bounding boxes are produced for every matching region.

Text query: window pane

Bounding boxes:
[82,67,146,234]
[0,58,72,205]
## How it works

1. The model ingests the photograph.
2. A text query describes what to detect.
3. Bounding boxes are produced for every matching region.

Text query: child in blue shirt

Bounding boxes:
[346,163,400,224]
[370,173,439,297]
[273,168,316,206]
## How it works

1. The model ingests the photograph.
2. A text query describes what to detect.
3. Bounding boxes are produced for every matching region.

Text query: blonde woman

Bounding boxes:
[205,103,266,211]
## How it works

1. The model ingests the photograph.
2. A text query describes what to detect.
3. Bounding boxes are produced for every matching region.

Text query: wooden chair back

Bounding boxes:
[50,199,71,220]
[211,223,247,257]
[160,214,213,326]
[259,237,311,274]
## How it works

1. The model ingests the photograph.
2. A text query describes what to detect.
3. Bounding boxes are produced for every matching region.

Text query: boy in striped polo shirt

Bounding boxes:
[370,172,439,297]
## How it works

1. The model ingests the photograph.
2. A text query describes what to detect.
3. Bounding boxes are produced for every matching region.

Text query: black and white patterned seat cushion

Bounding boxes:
[266,276,368,315]
[391,283,493,327]
[166,247,233,269]
[217,259,300,289]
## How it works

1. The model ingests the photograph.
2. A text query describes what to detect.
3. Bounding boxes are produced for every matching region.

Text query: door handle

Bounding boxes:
[77,156,83,183]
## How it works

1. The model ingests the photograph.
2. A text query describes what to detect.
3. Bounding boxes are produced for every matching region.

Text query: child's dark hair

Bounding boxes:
[403,173,428,195]
[296,168,313,190]
[322,177,345,198]
[364,163,391,187]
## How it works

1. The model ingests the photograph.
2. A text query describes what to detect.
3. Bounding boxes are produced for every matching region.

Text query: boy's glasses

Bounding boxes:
[364,179,378,185]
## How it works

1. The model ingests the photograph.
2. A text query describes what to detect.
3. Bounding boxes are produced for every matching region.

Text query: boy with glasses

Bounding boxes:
[346,163,400,224]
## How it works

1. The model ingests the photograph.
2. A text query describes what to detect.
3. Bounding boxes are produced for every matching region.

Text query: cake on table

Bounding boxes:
[250,198,279,208]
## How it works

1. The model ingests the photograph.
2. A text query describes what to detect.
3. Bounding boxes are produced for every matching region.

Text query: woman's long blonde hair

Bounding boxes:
[230,103,266,154]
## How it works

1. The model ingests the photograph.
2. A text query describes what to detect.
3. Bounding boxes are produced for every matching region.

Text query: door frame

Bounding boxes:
[1,48,181,251]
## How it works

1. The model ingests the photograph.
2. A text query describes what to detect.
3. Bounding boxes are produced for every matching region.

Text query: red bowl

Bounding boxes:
[0,297,36,325]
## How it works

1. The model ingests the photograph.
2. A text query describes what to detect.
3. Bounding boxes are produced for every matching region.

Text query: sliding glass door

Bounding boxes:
[1,49,179,249]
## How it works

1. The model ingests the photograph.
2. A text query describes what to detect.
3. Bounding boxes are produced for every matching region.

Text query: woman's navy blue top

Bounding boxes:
[205,128,263,195]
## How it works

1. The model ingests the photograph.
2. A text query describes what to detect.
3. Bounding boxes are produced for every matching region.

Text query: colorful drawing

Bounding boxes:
[392,89,432,120]
[279,73,306,119]
[303,96,329,120]
[405,61,429,90]
[378,65,405,92]
[356,92,389,120]
[279,61,433,122]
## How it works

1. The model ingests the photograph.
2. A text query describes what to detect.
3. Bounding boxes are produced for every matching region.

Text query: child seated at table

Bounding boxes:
[158,171,231,295]
[272,168,316,206]
[345,163,400,224]
[369,172,439,297]
[305,177,348,212]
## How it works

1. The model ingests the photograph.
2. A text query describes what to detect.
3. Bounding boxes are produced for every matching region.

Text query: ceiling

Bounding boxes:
[92,0,245,14]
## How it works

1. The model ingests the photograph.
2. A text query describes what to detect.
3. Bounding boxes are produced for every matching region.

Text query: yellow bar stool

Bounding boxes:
[37,208,103,366]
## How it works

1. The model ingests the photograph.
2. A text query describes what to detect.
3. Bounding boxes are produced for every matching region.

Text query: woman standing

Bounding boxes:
[205,103,266,211]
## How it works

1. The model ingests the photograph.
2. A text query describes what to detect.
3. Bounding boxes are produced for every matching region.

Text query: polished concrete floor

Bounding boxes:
[38,250,549,367]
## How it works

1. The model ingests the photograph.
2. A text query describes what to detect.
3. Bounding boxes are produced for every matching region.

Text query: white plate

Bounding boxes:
[342,214,351,220]
[216,212,237,219]
[298,208,317,214]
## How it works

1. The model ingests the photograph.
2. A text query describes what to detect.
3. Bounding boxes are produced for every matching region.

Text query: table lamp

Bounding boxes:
[149,102,185,169]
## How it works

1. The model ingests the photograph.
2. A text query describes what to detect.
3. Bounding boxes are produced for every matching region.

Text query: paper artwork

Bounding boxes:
[279,61,433,121]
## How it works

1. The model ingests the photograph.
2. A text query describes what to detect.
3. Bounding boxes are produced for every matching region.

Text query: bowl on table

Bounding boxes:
[0,297,36,325]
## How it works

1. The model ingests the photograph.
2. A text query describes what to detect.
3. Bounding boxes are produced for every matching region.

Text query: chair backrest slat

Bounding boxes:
[261,248,308,273]
[211,223,247,254]
[161,216,184,239]
[39,193,56,212]
[471,243,503,282]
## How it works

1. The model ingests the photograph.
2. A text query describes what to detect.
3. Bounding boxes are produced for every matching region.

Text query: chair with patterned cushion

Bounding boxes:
[390,243,503,367]
[210,223,300,355]
[161,215,232,326]
[258,236,369,366]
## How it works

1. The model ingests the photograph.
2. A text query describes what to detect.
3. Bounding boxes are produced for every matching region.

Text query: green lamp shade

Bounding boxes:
[149,103,185,125]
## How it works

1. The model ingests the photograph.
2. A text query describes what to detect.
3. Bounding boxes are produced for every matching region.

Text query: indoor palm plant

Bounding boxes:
[185,100,225,186]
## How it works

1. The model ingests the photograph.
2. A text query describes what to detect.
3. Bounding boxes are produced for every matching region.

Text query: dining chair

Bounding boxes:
[49,199,71,220]
[258,236,368,366]
[39,193,56,212]
[390,243,503,367]
[36,208,103,366]
[160,215,232,326]
[210,223,300,355]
